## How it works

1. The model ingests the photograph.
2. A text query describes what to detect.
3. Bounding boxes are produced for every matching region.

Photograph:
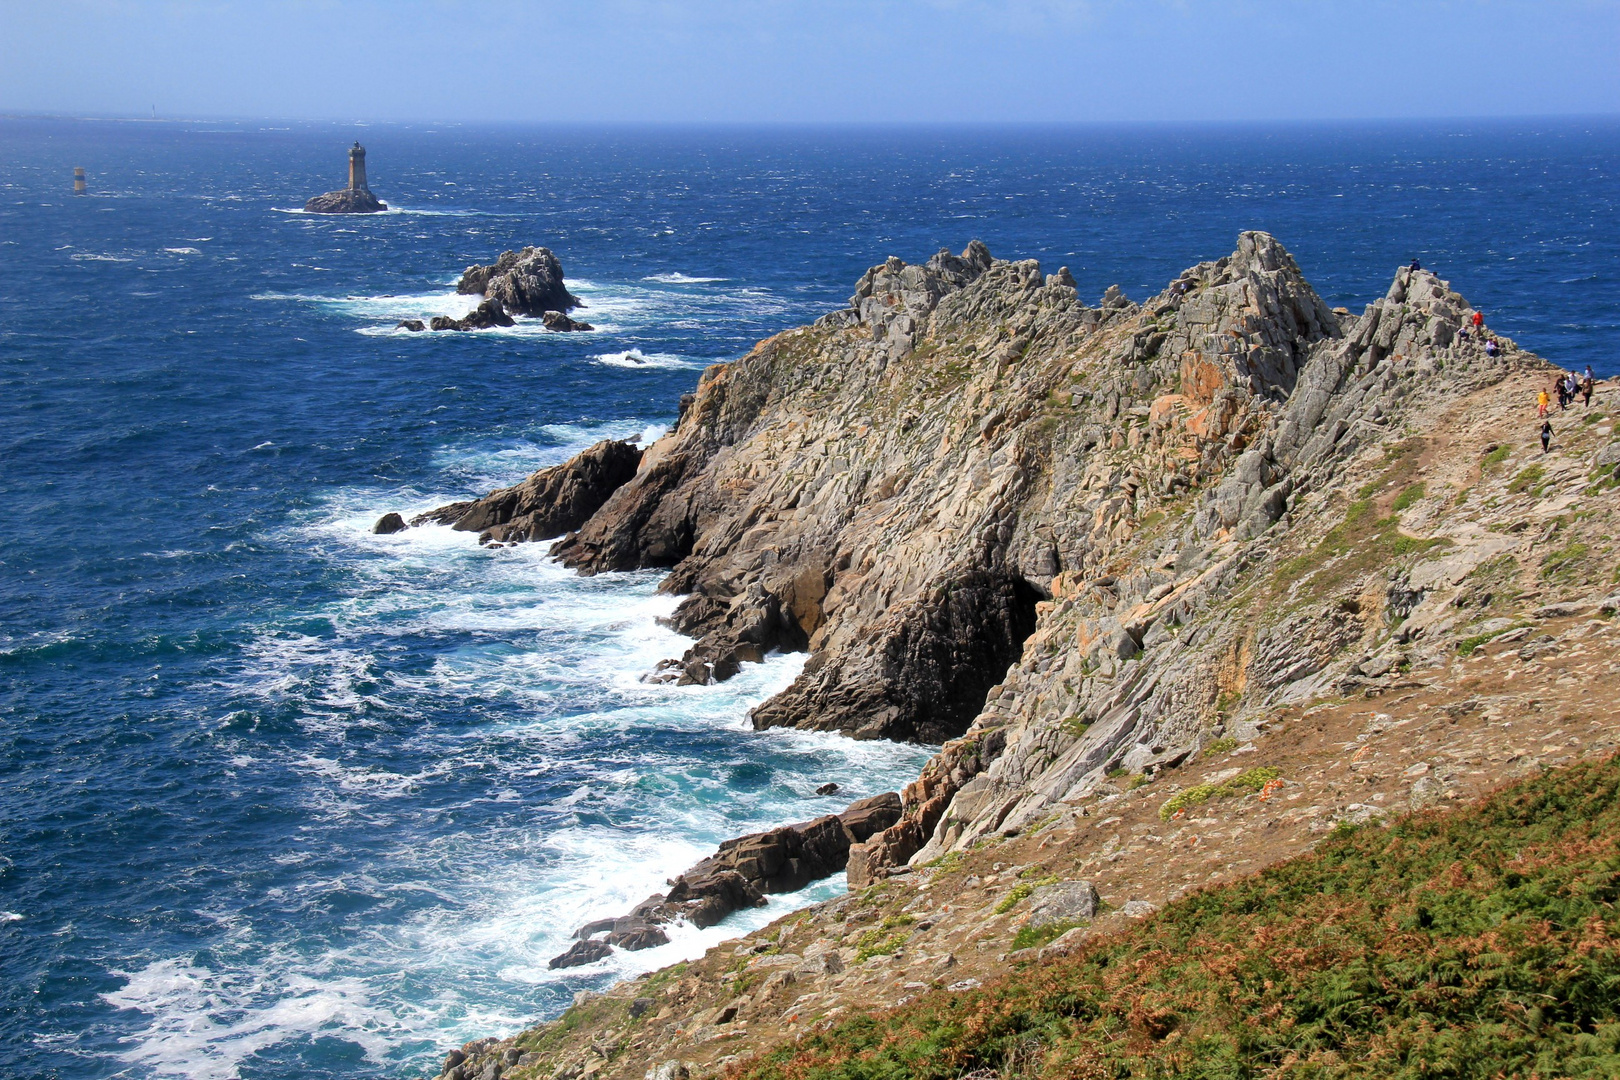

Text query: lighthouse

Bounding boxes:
[303,142,387,213]
[348,142,369,193]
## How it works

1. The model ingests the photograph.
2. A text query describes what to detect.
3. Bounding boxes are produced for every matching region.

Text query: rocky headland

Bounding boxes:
[399,246,594,333]
[394,234,1620,1080]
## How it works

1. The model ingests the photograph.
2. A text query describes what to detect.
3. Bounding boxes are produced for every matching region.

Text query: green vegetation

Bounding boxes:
[1010,919,1086,953]
[1390,481,1426,512]
[1508,463,1546,495]
[1060,716,1092,738]
[995,874,1061,915]
[994,884,1034,915]
[1482,443,1512,468]
[733,755,1620,1080]
[1275,495,1450,603]
[854,914,916,962]
[1582,412,1606,425]
[1158,767,1282,821]
[1456,624,1523,657]
[1542,541,1591,584]
[1203,737,1240,756]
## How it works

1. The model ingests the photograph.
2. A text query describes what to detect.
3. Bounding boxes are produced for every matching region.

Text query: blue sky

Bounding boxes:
[3,1,1617,123]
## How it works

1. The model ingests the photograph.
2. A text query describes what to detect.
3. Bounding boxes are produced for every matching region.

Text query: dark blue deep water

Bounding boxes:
[2,117,1617,1080]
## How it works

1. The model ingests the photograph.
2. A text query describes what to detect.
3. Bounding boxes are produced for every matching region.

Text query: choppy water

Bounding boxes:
[1,117,1616,1080]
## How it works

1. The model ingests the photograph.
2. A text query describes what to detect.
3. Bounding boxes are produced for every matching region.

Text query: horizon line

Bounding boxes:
[5,110,1620,130]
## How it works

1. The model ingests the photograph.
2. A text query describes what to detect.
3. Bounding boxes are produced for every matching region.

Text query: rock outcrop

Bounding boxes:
[303,188,386,214]
[410,438,643,544]
[457,247,582,317]
[410,297,516,332]
[443,233,1540,869]
[548,792,902,969]
[542,310,594,332]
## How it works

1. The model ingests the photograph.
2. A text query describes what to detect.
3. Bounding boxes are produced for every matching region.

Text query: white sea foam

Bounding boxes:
[103,959,408,1080]
[643,272,728,283]
[1,911,22,923]
[139,422,932,1075]
[164,246,203,255]
[593,350,704,370]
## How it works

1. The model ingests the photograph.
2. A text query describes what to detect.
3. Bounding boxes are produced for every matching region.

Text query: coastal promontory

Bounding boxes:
[403,234,1620,1080]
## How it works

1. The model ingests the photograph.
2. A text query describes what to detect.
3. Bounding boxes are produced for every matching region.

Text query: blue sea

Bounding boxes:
[1,117,1616,1080]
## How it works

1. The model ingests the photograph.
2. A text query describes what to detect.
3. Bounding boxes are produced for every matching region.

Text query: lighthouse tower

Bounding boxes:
[348,142,369,193]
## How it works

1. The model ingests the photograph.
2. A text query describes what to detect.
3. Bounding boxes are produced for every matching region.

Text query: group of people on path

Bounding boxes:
[1537,364,1599,453]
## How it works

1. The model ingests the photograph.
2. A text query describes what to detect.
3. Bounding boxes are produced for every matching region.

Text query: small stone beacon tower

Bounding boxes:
[303,142,386,214]
[348,142,369,193]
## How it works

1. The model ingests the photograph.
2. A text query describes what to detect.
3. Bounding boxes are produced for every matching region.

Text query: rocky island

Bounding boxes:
[397,246,594,333]
[393,235,1620,1080]
[303,141,387,214]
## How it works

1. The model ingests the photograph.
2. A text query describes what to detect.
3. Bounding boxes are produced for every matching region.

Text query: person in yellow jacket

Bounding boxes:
[1537,388,1550,417]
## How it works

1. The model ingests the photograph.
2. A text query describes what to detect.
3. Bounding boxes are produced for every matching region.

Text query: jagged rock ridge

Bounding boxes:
[409,233,1620,1080]
[433,232,1531,871]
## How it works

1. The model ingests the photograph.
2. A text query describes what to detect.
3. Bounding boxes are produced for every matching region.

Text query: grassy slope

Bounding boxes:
[733,756,1620,1080]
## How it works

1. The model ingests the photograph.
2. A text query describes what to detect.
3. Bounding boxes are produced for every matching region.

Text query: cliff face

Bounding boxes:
[414,235,1620,1080]
[545,234,1473,759]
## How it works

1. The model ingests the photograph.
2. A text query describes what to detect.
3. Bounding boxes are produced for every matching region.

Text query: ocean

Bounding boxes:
[1,116,1616,1080]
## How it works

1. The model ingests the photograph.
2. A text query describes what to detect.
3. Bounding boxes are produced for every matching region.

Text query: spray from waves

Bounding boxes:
[592,350,705,370]
[103,960,410,1080]
[99,427,932,1076]
[269,206,514,218]
[642,272,728,284]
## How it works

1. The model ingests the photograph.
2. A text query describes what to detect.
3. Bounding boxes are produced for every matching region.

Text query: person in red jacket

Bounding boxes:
[1471,310,1484,331]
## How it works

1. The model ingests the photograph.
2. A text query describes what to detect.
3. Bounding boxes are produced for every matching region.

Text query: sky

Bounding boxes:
[2,0,1618,124]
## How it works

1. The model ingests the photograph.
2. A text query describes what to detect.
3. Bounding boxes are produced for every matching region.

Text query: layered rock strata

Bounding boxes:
[431,232,1539,876]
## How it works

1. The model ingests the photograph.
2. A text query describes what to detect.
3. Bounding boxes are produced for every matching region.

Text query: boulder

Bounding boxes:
[816,782,840,796]
[457,247,581,316]
[373,512,407,535]
[837,792,903,841]
[1026,880,1100,927]
[542,310,593,332]
[397,319,427,332]
[547,939,612,969]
